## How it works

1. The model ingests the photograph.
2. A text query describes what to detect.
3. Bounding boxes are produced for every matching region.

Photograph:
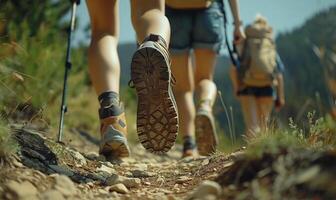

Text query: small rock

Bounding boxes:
[96,164,115,174]
[40,190,65,200]
[85,151,99,160]
[108,183,129,194]
[5,180,37,199]
[53,175,77,196]
[106,174,141,188]
[176,176,192,184]
[133,163,148,171]
[49,165,74,177]
[104,161,114,168]
[105,174,120,186]
[121,178,141,188]
[124,171,132,177]
[68,149,87,166]
[201,159,210,166]
[98,189,109,195]
[188,180,222,200]
[131,169,155,178]
[144,181,151,186]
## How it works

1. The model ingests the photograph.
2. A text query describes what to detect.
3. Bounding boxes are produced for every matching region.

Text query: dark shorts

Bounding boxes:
[237,86,275,97]
[166,1,225,55]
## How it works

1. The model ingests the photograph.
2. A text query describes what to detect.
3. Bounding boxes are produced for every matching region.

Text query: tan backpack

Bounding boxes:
[165,0,214,9]
[239,22,277,87]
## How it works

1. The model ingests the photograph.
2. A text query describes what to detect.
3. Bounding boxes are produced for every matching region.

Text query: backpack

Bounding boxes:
[165,0,214,9]
[238,23,277,87]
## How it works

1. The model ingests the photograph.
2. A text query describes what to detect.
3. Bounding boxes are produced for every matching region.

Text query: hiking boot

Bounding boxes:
[99,103,130,159]
[195,99,218,156]
[182,136,198,158]
[131,34,178,154]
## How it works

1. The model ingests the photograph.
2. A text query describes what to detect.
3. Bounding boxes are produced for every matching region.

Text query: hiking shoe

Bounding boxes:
[195,101,218,156]
[99,104,130,159]
[131,34,178,154]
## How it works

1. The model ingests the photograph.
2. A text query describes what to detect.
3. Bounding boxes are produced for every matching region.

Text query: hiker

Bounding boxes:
[165,0,245,157]
[229,15,285,137]
[87,0,179,158]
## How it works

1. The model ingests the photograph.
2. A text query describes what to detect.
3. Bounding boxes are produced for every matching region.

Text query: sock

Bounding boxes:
[98,91,119,108]
[183,135,196,151]
[98,91,123,119]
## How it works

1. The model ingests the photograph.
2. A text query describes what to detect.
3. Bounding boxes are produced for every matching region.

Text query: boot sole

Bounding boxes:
[131,45,178,154]
[195,112,218,156]
[100,141,130,158]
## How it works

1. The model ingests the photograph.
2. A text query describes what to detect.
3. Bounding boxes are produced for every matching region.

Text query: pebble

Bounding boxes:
[106,174,141,188]
[70,151,87,166]
[5,180,37,199]
[131,169,155,178]
[105,174,120,186]
[96,164,115,174]
[108,183,129,194]
[85,152,99,160]
[201,159,210,166]
[121,177,141,188]
[98,188,109,195]
[188,180,222,200]
[133,163,148,171]
[144,181,151,186]
[176,176,192,183]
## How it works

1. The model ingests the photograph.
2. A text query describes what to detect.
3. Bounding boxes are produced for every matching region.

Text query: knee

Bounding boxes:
[91,22,119,42]
[195,76,213,86]
[196,79,216,90]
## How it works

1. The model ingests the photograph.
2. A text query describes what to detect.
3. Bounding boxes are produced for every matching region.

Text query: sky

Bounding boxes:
[74,0,336,45]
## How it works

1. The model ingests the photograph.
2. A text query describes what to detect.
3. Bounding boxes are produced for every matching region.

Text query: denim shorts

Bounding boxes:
[166,1,225,55]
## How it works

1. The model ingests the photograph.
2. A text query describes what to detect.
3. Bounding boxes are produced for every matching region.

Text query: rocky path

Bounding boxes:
[0,126,237,200]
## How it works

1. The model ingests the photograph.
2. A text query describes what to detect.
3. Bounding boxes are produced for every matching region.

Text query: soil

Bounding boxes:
[0,125,335,200]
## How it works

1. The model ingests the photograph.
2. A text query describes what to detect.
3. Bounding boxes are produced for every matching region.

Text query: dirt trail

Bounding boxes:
[0,126,235,200]
[2,126,336,200]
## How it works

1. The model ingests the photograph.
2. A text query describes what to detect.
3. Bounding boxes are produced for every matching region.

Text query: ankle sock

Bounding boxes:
[98,91,123,119]
[183,135,196,151]
[98,91,119,108]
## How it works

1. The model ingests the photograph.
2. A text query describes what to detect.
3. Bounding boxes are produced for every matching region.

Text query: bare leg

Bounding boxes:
[129,0,177,153]
[256,97,274,132]
[130,0,170,44]
[194,48,218,155]
[171,53,195,139]
[194,49,217,109]
[239,96,259,137]
[87,0,131,158]
[87,0,120,95]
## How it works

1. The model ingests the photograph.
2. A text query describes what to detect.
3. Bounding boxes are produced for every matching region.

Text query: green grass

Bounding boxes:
[0,118,18,158]
[245,112,336,159]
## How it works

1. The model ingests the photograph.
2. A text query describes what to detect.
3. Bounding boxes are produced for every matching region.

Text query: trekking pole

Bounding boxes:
[58,0,80,143]
[221,0,240,69]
